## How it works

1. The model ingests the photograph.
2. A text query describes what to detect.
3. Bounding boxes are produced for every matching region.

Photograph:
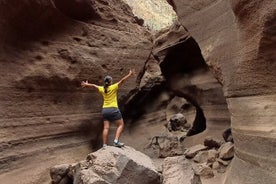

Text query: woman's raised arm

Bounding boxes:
[81,80,98,89]
[118,69,134,86]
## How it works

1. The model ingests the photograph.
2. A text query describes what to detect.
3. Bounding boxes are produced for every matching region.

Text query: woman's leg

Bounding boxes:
[114,118,124,141]
[113,118,124,147]
[103,120,110,145]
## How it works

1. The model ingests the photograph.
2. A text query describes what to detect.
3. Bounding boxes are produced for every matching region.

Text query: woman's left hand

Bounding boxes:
[129,69,135,76]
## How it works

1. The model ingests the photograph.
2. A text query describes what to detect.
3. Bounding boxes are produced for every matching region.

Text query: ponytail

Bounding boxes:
[103,75,112,93]
[104,82,109,93]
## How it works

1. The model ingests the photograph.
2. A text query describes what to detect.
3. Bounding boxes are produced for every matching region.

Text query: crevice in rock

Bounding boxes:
[166,0,176,11]
[122,81,172,122]
[51,0,100,21]
[186,107,206,136]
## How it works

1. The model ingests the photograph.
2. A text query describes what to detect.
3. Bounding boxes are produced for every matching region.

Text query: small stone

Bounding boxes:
[204,136,223,148]
[50,164,70,184]
[185,144,208,158]
[219,142,234,160]
[212,161,220,170]
[217,158,230,166]
[193,163,214,178]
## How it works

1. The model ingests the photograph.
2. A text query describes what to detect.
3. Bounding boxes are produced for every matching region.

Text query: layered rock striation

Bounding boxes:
[0,0,275,184]
[0,0,152,183]
[166,0,276,183]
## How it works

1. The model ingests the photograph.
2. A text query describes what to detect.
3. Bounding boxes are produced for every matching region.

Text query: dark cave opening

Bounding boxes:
[160,37,208,78]
[123,37,209,136]
[122,81,172,122]
[160,37,208,136]
[186,107,206,136]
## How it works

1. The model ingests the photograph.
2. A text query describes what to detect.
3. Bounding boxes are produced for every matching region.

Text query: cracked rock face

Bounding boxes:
[167,0,276,183]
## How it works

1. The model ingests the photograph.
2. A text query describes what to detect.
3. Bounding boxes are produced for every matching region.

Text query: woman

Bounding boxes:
[81,69,134,148]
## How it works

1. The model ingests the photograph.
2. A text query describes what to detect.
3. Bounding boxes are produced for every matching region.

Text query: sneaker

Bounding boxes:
[113,141,125,148]
[102,144,108,148]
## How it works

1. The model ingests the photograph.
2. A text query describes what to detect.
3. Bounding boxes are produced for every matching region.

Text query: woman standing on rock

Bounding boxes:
[81,69,134,148]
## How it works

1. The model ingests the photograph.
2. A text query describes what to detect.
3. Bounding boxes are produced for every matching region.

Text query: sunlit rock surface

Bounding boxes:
[122,0,177,31]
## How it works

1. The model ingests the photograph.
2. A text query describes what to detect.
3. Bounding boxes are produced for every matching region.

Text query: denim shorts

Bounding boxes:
[102,107,122,122]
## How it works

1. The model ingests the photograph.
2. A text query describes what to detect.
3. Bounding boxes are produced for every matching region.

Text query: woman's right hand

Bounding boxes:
[81,80,88,88]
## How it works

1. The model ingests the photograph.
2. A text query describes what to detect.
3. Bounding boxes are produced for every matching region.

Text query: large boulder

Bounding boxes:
[50,146,161,184]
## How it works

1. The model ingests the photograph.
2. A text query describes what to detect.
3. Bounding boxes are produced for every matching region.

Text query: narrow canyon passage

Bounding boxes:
[0,0,275,184]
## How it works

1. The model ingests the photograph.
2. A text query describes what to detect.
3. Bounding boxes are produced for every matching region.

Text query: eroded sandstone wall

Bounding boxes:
[0,0,152,183]
[153,23,231,145]
[120,23,231,159]
[167,0,276,183]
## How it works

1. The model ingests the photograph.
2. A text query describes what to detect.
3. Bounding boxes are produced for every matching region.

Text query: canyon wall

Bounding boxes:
[167,0,276,183]
[0,0,152,183]
[120,23,231,161]
[154,23,231,144]
[0,0,275,183]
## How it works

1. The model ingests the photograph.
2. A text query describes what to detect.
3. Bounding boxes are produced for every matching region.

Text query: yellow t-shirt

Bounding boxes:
[98,83,119,108]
